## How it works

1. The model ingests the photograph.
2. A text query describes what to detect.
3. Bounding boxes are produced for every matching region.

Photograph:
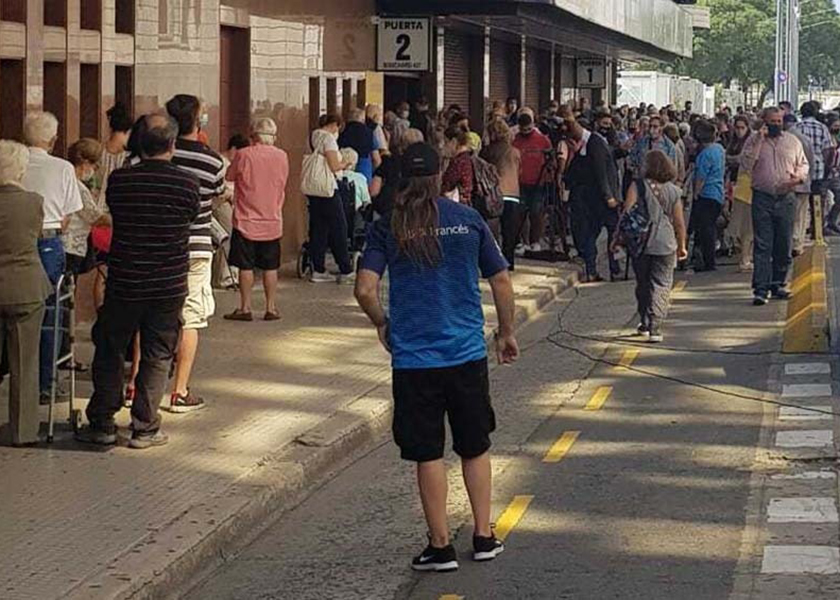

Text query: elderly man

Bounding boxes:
[741,107,810,306]
[0,140,53,446]
[223,118,290,321]
[21,111,83,401]
[76,115,200,449]
[339,107,380,183]
[164,95,226,413]
[792,102,833,255]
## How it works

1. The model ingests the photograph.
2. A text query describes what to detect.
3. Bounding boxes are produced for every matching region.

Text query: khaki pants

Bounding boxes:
[729,200,754,269]
[793,193,811,253]
[0,301,44,444]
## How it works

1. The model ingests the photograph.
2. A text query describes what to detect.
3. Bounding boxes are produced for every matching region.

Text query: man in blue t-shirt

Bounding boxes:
[355,143,519,573]
[691,120,726,271]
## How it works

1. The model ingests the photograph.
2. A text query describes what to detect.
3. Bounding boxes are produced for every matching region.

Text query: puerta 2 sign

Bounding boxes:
[376,17,431,71]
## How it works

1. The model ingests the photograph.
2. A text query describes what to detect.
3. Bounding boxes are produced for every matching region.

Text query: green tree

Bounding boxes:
[675,0,840,105]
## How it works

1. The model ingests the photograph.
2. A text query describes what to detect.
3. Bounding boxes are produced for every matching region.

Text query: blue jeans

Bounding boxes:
[751,190,794,295]
[38,237,66,393]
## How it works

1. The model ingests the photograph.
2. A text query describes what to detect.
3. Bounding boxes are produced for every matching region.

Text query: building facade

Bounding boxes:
[0,0,693,259]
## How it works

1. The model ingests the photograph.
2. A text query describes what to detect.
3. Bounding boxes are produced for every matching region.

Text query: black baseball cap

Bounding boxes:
[401,142,440,177]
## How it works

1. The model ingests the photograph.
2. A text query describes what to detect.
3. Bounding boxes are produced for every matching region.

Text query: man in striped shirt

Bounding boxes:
[165,95,227,413]
[78,114,200,448]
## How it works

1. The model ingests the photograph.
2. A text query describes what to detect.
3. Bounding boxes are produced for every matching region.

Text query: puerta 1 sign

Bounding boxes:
[376,17,431,71]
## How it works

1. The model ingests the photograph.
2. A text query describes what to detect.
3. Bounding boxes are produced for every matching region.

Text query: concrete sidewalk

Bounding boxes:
[0,259,577,600]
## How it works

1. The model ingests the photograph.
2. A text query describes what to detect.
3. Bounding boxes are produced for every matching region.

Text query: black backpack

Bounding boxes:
[618,179,652,258]
[470,155,504,219]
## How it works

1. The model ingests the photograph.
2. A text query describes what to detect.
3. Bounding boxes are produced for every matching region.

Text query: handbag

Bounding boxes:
[733,171,753,205]
[300,134,337,197]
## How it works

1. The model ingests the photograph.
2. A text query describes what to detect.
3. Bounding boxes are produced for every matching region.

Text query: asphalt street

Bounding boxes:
[183,265,789,600]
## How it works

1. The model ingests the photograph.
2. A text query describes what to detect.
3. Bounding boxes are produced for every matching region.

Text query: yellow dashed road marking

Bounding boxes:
[616,348,640,369]
[494,495,534,541]
[439,595,464,600]
[584,386,613,411]
[543,431,580,463]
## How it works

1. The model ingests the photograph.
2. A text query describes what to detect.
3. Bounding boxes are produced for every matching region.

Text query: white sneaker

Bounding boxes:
[515,244,527,257]
[310,271,335,283]
[338,272,356,285]
[530,242,542,252]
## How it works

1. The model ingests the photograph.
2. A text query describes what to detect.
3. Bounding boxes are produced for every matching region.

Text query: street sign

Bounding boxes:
[778,71,788,83]
[376,17,431,71]
[576,58,606,89]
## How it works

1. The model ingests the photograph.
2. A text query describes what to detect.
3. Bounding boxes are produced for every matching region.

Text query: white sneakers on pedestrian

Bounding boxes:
[310,271,335,283]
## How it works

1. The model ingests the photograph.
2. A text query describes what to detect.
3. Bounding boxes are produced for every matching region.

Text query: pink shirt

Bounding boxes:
[227,144,290,241]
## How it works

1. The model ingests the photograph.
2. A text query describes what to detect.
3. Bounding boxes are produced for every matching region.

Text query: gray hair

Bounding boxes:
[348,108,366,123]
[24,111,59,147]
[253,117,278,144]
[398,128,424,154]
[339,147,359,170]
[140,114,179,158]
[365,103,383,122]
[0,140,30,185]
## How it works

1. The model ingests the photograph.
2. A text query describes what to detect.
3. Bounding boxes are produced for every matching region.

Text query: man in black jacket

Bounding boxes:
[563,108,621,282]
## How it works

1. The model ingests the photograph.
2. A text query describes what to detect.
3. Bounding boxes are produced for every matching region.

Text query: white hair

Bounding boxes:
[0,140,30,185]
[348,108,366,123]
[24,111,59,147]
[340,147,359,170]
[365,103,382,122]
[252,117,277,144]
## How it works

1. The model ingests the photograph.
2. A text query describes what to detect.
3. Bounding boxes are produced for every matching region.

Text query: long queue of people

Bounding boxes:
[0,91,829,451]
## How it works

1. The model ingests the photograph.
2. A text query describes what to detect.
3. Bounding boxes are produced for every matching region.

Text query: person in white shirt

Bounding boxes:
[20,110,83,398]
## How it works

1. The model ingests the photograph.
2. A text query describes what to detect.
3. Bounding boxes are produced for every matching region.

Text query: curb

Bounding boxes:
[65,267,579,600]
[783,245,829,354]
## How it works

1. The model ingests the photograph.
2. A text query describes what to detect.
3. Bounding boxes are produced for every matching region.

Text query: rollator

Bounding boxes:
[46,273,82,442]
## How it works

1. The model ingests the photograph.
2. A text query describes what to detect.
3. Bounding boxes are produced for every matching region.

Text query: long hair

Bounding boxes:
[391,174,442,267]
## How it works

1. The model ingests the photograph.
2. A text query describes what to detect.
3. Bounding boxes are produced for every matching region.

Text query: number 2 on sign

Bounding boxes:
[396,34,411,61]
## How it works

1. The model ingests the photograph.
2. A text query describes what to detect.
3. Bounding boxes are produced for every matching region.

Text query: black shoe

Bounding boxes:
[75,426,117,446]
[753,294,769,306]
[771,288,792,300]
[411,543,459,572]
[473,534,504,562]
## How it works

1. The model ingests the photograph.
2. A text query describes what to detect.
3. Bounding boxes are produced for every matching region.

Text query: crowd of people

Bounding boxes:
[0,85,833,570]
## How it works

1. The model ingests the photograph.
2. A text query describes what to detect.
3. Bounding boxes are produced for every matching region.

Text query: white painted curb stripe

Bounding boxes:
[784,363,831,375]
[767,497,839,523]
[781,383,833,398]
[761,546,840,574]
[778,405,833,421]
[775,430,834,448]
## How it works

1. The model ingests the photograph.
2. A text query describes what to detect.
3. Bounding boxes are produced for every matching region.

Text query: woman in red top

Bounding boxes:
[441,127,474,205]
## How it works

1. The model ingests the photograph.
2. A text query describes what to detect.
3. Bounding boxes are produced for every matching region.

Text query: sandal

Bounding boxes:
[264,311,281,321]
[223,309,253,322]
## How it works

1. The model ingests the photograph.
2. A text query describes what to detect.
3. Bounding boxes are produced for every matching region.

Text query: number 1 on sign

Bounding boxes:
[587,68,594,83]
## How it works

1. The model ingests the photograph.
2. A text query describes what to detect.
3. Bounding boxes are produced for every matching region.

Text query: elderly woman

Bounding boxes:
[0,140,52,446]
[64,138,109,275]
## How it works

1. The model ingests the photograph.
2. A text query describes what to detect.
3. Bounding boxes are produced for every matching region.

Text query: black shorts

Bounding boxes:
[229,229,281,271]
[392,358,495,462]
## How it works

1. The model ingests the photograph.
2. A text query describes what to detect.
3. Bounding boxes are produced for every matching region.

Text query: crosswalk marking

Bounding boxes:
[779,405,833,421]
[543,431,580,463]
[584,386,613,411]
[494,495,534,542]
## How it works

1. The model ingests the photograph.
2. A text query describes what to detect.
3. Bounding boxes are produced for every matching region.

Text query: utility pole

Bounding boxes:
[775,0,800,106]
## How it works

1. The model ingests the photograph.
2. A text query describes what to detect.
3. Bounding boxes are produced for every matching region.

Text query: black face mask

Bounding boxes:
[767,124,783,138]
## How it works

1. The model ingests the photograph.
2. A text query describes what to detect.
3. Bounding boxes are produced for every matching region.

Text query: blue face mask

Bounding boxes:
[199,113,209,129]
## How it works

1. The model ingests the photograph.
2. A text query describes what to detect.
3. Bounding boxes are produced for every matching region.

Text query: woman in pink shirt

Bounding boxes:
[223,118,290,321]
